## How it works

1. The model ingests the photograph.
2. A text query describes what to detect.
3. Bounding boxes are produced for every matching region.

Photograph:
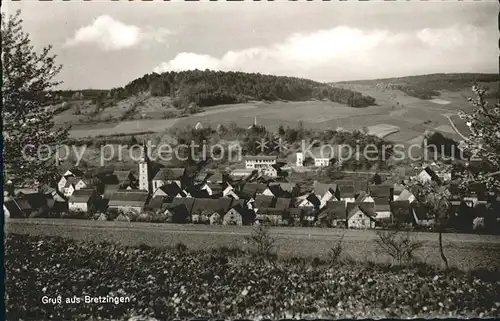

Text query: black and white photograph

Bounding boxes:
[2,1,500,320]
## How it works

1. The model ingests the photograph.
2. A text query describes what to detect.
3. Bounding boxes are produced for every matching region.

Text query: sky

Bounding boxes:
[3,1,499,89]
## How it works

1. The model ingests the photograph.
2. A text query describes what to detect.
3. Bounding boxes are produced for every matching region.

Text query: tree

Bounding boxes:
[458,85,500,194]
[408,179,450,269]
[2,11,69,187]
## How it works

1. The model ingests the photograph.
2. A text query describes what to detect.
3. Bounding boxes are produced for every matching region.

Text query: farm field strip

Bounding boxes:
[7,219,500,270]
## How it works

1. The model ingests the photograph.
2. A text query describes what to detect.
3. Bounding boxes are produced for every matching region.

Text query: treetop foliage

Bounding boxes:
[2,10,69,186]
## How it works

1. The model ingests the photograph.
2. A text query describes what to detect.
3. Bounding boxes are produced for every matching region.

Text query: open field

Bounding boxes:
[7,219,500,271]
[66,84,481,145]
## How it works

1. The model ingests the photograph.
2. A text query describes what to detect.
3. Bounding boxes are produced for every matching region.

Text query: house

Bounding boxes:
[296,147,338,167]
[209,212,222,225]
[4,193,52,218]
[257,197,291,221]
[68,189,97,213]
[198,182,234,197]
[297,193,321,209]
[254,195,276,209]
[190,198,234,223]
[164,204,191,223]
[195,121,204,130]
[152,182,186,199]
[152,167,186,190]
[244,155,277,169]
[145,196,170,211]
[263,165,278,178]
[238,183,268,200]
[318,200,347,227]
[161,197,196,222]
[270,182,300,197]
[354,191,374,203]
[108,190,149,212]
[313,181,340,199]
[347,202,377,229]
[262,184,295,198]
[368,184,393,203]
[417,166,440,183]
[394,188,416,203]
[223,203,255,226]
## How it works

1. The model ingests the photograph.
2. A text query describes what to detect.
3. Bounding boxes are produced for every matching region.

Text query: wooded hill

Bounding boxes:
[104,70,377,108]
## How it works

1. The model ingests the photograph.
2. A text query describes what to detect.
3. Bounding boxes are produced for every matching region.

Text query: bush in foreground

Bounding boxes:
[5,234,500,320]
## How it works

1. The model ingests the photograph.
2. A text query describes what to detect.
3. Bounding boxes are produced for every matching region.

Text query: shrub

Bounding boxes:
[375,229,423,266]
[245,225,277,263]
[328,234,344,267]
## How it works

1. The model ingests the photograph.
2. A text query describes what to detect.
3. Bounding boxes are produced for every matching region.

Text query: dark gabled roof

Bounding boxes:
[375,203,391,212]
[108,190,149,207]
[146,196,170,210]
[258,207,287,216]
[305,193,321,208]
[239,183,267,199]
[69,189,95,203]
[347,202,375,219]
[313,181,338,197]
[254,195,276,208]
[152,168,185,181]
[205,182,224,194]
[264,185,289,198]
[157,182,184,197]
[18,193,49,210]
[168,204,191,220]
[275,198,291,211]
[191,198,233,215]
[270,182,298,192]
[229,204,255,219]
[338,184,355,198]
[368,184,392,198]
[162,197,195,213]
[230,199,247,209]
[320,200,347,220]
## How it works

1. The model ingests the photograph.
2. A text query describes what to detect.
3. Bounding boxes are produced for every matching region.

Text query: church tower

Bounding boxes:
[138,141,150,192]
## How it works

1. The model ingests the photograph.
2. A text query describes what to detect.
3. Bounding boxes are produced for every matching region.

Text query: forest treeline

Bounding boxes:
[52,70,377,108]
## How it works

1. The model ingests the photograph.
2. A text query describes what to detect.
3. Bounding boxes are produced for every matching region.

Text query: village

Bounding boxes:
[4,136,498,231]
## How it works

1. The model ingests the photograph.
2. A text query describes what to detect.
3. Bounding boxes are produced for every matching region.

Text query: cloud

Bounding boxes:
[154,24,494,80]
[65,15,172,51]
